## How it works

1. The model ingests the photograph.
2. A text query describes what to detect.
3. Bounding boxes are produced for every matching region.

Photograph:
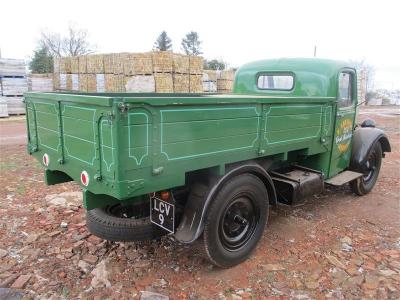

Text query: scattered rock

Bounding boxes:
[0,275,19,288]
[10,275,31,289]
[363,274,379,290]
[48,230,61,237]
[263,264,285,271]
[91,260,111,288]
[83,254,98,265]
[379,269,397,277]
[60,221,68,228]
[78,260,91,273]
[0,249,8,258]
[345,275,364,288]
[49,197,67,206]
[304,280,319,290]
[140,291,169,300]
[341,243,353,252]
[0,288,23,300]
[340,236,352,245]
[325,254,346,269]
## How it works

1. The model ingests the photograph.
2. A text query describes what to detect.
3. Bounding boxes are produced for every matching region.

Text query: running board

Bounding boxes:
[325,170,363,186]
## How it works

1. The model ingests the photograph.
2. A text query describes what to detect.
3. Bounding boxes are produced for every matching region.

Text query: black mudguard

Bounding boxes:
[350,127,391,173]
[174,164,276,243]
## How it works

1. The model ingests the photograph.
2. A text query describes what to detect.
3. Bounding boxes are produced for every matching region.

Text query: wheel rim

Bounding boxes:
[105,203,149,219]
[219,196,259,251]
[363,149,378,183]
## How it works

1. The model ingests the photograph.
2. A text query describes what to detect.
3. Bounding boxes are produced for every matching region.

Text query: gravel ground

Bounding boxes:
[0,106,399,299]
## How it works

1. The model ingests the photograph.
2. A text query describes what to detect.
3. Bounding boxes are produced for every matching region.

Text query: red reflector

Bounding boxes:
[80,171,89,186]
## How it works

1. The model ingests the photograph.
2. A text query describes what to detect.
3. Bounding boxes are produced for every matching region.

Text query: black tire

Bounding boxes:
[350,142,382,196]
[86,203,166,242]
[203,173,269,268]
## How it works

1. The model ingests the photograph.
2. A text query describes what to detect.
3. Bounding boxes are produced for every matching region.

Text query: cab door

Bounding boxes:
[328,70,357,177]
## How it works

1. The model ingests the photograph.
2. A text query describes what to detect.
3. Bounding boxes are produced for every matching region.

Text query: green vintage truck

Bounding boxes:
[25,58,390,267]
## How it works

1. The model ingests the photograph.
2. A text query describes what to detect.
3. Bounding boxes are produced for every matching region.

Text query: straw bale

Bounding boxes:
[71,57,79,73]
[103,54,113,74]
[173,74,189,93]
[86,54,104,74]
[189,56,203,74]
[173,54,189,74]
[113,53,125,74]
[152,51,173,73]
[79,74,88,92]
[53,57,60,74]
[124,53,153,75]
[154,73,173,93]
[217,79,234,91]
[203,70,217,82]
[189,75,203,93]
[104,53,126,74]
[59,57,72,73]
[105,74,125,92]
[79,56,87,74]
[125,75,155,93]
[53,73,60,90]
[87,74,97,92]
[218,69,235,80]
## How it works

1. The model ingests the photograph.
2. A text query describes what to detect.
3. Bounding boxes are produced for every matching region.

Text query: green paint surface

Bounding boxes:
[25,58,357,207]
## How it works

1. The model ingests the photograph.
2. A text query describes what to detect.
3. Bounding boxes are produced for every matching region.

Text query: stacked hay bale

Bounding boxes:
[53,52,204,94]
[189,56,203,93]
[124,52,155,92]
[28,73,53,92]
[172,54,189,93]
[217,70,236,93]
[152,51,173,93]
[0,58,27,116]
[104,53,125,92]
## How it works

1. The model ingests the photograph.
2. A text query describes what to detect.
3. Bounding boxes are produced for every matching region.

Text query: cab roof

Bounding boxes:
[233,58,356,98]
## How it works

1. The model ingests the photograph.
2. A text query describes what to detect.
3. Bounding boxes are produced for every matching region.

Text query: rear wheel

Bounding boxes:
[350,142,382,195]
[203,174,269,268]
[86,202,166,242]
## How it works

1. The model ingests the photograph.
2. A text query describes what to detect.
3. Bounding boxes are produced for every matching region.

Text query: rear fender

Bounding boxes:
[350,127,391,173]
[174,163,276,243]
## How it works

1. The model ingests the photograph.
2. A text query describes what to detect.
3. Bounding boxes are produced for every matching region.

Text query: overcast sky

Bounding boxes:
[1,0,398,89]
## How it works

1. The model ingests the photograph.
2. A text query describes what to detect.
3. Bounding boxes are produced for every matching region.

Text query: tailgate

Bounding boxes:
[25,94,115,194]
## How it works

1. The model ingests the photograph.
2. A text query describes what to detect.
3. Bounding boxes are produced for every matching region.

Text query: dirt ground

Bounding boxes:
[0,106,399,300]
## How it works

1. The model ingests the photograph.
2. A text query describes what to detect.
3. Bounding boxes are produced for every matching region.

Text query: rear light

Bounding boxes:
[160,190,170,201]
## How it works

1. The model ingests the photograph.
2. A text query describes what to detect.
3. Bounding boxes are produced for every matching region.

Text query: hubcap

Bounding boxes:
[219,196,258,251]
[363,150,378,183]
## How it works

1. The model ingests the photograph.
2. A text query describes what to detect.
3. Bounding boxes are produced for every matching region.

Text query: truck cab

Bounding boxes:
[24,58,390,267]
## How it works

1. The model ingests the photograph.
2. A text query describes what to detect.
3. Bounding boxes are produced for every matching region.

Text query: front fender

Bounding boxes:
[350,127,391,173]
[174,163,276,243]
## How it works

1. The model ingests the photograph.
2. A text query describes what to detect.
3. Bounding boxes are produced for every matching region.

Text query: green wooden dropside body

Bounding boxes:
[24,58,358,209]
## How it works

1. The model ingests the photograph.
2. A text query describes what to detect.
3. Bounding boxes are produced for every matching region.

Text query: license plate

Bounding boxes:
[150,196,175,233]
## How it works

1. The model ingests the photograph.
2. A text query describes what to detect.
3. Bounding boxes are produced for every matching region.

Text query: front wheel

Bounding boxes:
[203,174,269,268]
[350,142,382,195]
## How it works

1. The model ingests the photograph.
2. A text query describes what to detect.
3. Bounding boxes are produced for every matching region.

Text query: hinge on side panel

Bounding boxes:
[118,103,130,113]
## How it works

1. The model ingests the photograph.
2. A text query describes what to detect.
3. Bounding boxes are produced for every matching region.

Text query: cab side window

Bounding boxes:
[338,72,353,107]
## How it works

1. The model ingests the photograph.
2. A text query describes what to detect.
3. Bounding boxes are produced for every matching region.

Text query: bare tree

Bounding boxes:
[40,24,95,57]
[350,59,375,91]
